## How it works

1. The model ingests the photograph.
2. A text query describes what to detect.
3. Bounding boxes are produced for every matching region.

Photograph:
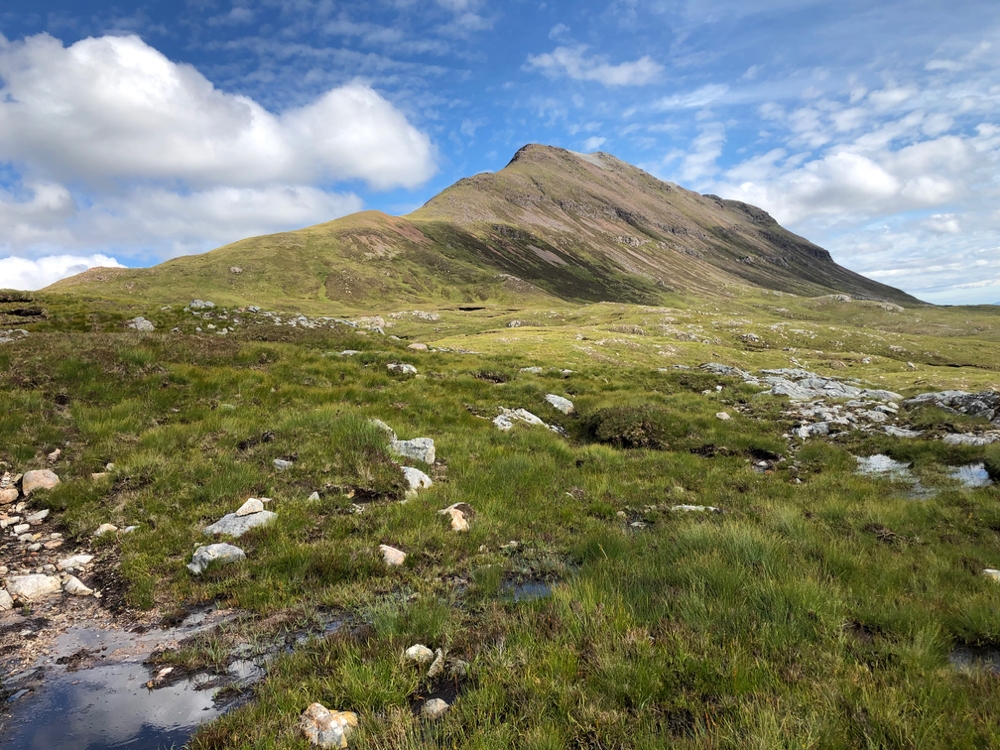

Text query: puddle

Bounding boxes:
[1,661,225,750]
[855,455,936,500]
[503,580,552,602]
[855,454,913,479]
[949,645,1000,674]
[0,607,246,750]
[948,463,993,489]
[0,604,344,750]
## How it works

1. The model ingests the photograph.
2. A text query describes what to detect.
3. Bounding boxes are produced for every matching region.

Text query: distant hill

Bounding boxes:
[48,144,920,309]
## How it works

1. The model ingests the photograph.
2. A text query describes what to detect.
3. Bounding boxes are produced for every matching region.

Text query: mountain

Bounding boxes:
[48,144,919,308]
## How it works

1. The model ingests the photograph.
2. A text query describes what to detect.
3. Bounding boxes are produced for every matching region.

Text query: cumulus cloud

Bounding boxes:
[526,45,663,87]
[0,254,125,291]
[0,33,436,190]
[0,32,435,285]
[0,183,364,260]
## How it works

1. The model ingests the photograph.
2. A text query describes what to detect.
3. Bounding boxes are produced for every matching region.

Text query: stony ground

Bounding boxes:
[2,291,1000,749]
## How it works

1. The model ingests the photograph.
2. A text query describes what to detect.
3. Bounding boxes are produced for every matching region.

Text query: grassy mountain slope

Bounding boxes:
[48,144,919,309]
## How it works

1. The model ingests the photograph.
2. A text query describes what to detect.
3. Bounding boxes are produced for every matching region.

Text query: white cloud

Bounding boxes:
[526,45,663,87]
[922,213,961,234]
[653,84,729,110]
[0,254,125,291]
[0,183,363,259]
[583,136,607,151]
[0,33,436,191]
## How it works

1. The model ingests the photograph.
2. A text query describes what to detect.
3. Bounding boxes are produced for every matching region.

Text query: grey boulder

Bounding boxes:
[187,543,246,575]
[391,437,435,464]
[204,510,277,538]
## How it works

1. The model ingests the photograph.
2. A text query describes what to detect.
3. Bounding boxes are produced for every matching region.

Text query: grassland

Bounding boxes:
[3,289,1000,749]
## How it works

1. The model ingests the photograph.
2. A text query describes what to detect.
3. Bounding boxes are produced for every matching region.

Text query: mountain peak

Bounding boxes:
[48,143,919,309]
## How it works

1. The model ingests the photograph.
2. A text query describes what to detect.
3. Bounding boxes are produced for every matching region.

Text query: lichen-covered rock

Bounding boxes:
[125,317,155,332]
[299,703,358,748]
[391,437,435,464]
[57,554,94,571]
[93,523,118,537]
[421,698,450,720]
[187,543,246,575]
[402,467,433,492]
[369,419,397,441]
[63,576,94,596]
[204,510,277,538]
[438,503,473,532]
[379,545,406,566]
[904,390,1000,425]
[544,394,575,414]
[387,363,417,375]
[6,574,61,601]
[404,644,435,664]
[235,498,266,516]
[22,469,60,496]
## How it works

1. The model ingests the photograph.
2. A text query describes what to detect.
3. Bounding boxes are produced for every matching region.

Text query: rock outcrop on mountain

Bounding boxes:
[48,144,919,308]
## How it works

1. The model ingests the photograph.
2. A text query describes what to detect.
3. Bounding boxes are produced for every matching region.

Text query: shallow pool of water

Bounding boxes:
[948,463,993,489]
[949,645,1000,674]
[1,607,244,750]
[505,581,552,602]
[2,661,224,750]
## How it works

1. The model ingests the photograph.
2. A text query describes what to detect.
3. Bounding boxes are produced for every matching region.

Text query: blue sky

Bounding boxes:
[0,1,999,304]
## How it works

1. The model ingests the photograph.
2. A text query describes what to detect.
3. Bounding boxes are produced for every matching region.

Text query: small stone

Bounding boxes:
[379,544,406,566]
[438,503,472,532]
[715,412,732,421]
[984,569,1000,582]
[123,525,138,534]
[0,488,17,505]
[91,472,109,480]
[0,589,12,610]
[22,470,60,496]
[368,419,397,441]
[94,523,118,537]
[204,510,277,538]
[12,524,29,535]
[125,316,155,332]
[25,509,49,523]
[404,644,435,664]
[6,574,61,601]
[427,648,446,679]
[43,540,64,550]
[26,543,41,552]
[235,498,265,516]
[422,698,450,720]
[46,448,61,464]
[544,394,575,415]
[273,458,294,471]
[187,543,246,575]
[390,437,435,465]
[63,576,94,596]
[407,343,428,351]
[387,362,418,375]
[299,703,358,749]
[57,555,94,570]
[402,467,433,492]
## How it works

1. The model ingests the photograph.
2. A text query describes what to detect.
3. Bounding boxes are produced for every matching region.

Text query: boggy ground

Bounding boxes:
[1,290,1000,748]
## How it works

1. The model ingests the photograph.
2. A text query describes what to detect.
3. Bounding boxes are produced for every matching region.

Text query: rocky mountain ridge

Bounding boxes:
[47,144,919,309]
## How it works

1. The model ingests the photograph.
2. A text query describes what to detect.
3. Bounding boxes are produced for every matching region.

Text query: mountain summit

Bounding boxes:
[49,144,918,308]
